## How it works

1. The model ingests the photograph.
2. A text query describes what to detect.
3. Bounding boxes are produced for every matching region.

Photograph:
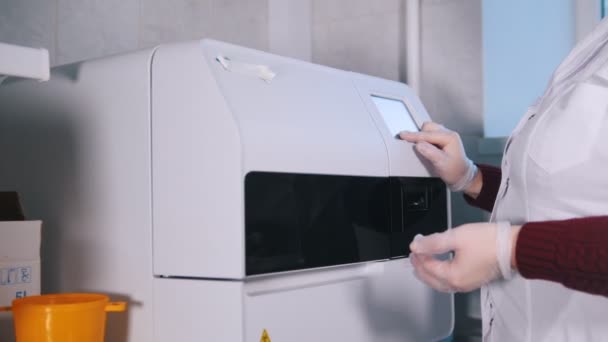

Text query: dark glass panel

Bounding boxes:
[245,172,390,275]
[245,172,448,275]
[390,177,448,258]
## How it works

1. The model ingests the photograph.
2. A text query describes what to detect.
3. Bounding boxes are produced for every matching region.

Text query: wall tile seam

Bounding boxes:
[53,0,59,65]
[136,0,143,49]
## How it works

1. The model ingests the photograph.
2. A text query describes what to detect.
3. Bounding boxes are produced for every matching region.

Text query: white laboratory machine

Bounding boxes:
[0,40,453,341]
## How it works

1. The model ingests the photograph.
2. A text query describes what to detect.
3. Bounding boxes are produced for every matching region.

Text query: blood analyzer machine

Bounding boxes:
[0,40,453,341]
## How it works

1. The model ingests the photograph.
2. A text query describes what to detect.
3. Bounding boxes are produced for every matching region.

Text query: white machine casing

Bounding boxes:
[0,40,453,341]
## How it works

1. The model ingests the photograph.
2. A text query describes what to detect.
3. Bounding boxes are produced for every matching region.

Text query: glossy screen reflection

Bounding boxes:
[245,172,448,275]
[371,95,419,136]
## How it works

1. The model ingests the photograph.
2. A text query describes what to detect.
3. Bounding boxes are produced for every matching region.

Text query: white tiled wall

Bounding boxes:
[139,0,214,48]
[0,0,56,63]
[57,0,140,64]
[0,0,484,136]
[208,0,268,50]
[420,0,483,136]
[312,0,402,81]
[310,0,484,134]
[0,0,269,66]
[139,0,268,52]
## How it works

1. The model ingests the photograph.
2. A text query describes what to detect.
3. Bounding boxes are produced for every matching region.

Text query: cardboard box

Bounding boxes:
[0,192,41,340]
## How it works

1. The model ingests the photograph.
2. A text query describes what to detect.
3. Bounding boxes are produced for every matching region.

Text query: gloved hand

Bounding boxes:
[399,122,477,192]
[409,222,519,293]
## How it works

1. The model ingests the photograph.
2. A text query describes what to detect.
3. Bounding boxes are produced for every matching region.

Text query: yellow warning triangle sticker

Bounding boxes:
[260,329,272,342]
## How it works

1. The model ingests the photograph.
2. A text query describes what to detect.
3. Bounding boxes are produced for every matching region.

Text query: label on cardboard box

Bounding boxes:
[0,220,42,307]
[0,260,41,306]
[0,193,42,340]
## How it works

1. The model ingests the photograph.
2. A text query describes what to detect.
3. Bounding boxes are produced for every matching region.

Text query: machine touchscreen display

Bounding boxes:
[371,95,419,136]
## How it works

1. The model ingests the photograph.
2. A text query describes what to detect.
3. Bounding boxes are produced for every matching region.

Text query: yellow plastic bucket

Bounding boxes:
[0,293,127,342]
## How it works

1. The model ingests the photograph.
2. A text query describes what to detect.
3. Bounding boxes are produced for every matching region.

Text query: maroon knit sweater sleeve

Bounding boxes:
[463,164,502,212]
[517,217,608,297]
[459,164,608,296]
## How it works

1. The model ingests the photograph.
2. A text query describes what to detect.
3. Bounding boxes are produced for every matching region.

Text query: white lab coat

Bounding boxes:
[483,18,608,341]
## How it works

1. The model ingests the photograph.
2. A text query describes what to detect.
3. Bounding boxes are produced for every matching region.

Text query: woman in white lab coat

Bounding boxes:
[400,17,608,341]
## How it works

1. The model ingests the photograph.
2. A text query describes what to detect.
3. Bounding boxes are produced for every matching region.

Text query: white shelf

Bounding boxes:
[0,42,50,82]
